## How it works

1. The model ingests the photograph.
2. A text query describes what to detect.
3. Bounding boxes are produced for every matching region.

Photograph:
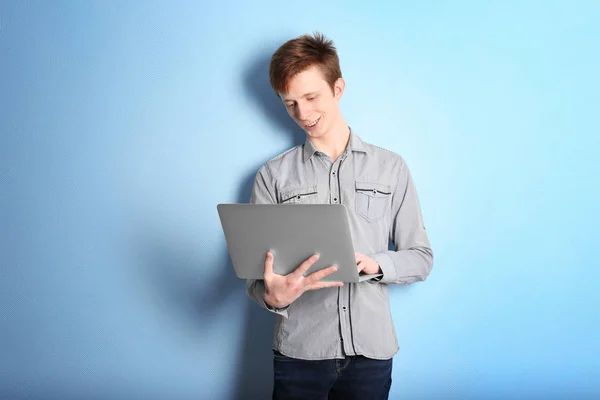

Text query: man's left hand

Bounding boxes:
[355,252,382,275]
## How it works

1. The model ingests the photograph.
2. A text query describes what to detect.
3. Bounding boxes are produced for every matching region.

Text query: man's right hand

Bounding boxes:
[262,251,343,309]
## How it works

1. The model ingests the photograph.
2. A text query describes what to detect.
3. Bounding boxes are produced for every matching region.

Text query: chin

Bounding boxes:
[313,127,331,138]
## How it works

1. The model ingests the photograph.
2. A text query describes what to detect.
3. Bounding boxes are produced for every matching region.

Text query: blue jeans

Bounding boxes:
[272,350,393,400]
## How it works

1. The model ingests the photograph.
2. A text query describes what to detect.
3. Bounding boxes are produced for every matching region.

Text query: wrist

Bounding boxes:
[263,293,289,309]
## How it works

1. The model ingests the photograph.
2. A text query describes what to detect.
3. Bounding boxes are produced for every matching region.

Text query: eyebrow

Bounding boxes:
[283,92,319,103]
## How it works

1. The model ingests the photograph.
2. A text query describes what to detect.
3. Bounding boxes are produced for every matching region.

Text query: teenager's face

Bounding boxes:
[279,65,344,140]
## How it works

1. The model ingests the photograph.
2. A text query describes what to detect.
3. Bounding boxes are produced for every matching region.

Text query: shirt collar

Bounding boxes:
[302,127,368,162]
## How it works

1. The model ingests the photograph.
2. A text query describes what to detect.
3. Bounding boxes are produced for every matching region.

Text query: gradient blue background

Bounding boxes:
[1,1,599,399]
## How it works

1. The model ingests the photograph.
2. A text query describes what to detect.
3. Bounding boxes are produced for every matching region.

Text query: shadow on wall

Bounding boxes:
[241,44,306,146]
[136,40,302,400]
[230,43,305,400]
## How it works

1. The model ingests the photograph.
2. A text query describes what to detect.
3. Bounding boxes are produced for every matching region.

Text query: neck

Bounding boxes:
[310,118,350,162]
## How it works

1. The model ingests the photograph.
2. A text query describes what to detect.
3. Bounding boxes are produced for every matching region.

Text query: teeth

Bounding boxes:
[307,117,319,127]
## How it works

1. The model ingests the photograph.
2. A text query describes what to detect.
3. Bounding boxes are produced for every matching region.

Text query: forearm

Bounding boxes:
[372,246,433,285]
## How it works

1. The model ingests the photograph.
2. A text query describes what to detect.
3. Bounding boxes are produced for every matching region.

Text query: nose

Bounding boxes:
[296,101,312,121]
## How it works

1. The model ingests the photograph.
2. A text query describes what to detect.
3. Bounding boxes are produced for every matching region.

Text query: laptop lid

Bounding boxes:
[217,203,380,283]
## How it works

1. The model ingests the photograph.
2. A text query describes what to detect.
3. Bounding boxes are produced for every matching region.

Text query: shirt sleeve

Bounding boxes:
[371,156,434,284]
[245,164,290,317]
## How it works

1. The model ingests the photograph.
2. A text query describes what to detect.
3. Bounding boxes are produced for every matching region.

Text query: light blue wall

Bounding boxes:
[2,1,599,399]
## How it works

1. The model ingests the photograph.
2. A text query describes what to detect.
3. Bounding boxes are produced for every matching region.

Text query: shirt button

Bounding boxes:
[333,198,338,202]
[340,338,344,342]
[332,171,336,176]
[297,195,301,200]
[342,306,347,311]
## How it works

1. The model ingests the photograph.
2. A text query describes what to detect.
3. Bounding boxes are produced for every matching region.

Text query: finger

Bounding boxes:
[355,252,364,262]
[305,265,338,284]
[263,251,274,278]
[304,281,344,291]
[291,254,320,279]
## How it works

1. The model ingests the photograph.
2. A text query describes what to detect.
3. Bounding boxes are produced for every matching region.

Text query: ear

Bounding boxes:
[333,77,345,100]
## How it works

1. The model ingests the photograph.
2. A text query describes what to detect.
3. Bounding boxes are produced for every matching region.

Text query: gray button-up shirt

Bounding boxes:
[247,129,433,360]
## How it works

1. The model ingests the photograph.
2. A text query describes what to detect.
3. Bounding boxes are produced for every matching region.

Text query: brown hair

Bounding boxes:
[269,32,342,95]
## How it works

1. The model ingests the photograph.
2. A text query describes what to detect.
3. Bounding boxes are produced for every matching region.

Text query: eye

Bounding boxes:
[307,97,315,101]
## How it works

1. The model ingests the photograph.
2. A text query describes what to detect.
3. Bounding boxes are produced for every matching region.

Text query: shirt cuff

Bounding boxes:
[262,296,289,318]
[371,252,396,284]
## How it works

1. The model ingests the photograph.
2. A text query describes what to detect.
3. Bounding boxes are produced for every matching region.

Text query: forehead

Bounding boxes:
[281,66,329,99]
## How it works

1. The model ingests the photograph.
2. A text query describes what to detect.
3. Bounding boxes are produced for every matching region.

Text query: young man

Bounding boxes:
[247,32,434,399]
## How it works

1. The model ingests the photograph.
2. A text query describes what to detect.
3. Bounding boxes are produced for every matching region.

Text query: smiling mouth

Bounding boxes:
[305,116,321,129]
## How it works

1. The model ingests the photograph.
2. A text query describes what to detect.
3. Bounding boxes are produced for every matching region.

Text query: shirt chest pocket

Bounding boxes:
[355,181,392,222]
[280,186,318,204]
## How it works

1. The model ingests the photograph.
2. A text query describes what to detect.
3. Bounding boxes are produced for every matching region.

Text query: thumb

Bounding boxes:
[264,251,274,278]
[357,261,366,272]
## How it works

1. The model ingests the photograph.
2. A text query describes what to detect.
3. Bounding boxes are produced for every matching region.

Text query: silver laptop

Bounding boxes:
[217,203,382,283]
